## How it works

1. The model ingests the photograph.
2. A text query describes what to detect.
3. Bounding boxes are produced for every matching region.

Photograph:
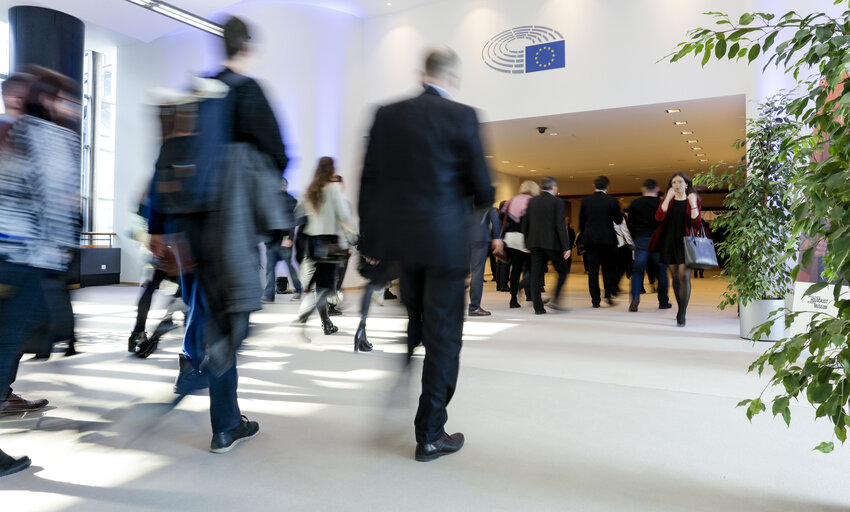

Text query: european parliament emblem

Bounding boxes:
[525,40,565,73]
[482,25,566,74]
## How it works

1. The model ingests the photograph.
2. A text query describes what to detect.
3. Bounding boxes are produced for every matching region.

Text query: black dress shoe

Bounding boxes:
[135,336,158,359]
[415,432,464,462]
[173,355,209,395]
[534,309,547,315]
[629,302,638,312]
[605,297,615,306]
[509,300,521,308]
[0,452,31,477]
[210,416,259,454]
[0,394,48,414]
[468,307,491,317]
[659,302,673,310]
[384,289,397,300]
[327,304,343,316]
[592,304,601,308]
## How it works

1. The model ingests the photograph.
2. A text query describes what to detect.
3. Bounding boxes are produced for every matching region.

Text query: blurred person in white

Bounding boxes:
[0,71,81,476]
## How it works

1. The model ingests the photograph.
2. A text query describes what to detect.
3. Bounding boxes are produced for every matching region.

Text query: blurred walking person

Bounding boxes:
[502,180,540,308]
[359,47,494,461]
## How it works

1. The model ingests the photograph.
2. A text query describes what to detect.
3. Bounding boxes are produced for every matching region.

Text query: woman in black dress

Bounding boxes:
[650,172,701,326]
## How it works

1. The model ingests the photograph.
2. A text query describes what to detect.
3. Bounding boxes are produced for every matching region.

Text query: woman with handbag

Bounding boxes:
[502,180,540,308]
[650,172,701,327]
[293,157,358,335]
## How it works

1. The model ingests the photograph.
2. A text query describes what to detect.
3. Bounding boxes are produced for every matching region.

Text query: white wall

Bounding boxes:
[361,0,758,123]
[113,2,364,283]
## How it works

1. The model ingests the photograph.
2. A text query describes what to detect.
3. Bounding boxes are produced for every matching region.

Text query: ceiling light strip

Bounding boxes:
[125,0,224,37]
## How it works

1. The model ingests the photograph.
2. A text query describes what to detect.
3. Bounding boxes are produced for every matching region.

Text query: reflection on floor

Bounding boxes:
[1,272,847,511]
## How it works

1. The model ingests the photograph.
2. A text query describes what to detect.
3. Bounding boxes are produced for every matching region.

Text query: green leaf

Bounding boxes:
[737,399,753,407]
[748,43,762,62]
[739,13,755,25]
[782,407,792,426]
[716,38,728,59]
[836,426,847,444]
[763,31,779,51]
[803,282,829,297]
[814,441,834,453]
[807,381,832,404]
[816,26,832,42]
[728,42,740,59]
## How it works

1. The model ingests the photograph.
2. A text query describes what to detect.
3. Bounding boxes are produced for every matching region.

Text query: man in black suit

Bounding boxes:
[579,176,623,307]
[359,48,494,462]
[523,176,571,314]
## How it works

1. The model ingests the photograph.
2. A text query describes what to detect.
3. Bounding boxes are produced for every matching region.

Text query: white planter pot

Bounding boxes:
[740,299,787,342]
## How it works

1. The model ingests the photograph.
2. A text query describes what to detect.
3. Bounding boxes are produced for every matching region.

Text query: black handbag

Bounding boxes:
[308,234,349,263]
[683,225,719,269]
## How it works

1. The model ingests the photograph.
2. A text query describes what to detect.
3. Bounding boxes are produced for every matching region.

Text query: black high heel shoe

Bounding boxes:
[676,310,686,327]
[354,324,373,352]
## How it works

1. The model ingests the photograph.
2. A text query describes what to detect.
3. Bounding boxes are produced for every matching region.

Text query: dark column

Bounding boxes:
[9,6,85,86]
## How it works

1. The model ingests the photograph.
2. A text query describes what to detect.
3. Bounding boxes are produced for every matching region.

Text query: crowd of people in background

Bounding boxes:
[0,14,723,476]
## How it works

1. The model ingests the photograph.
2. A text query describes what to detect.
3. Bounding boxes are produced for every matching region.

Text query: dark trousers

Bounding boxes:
[180,267,244,434]
[584,244,617,306]
[263,243,302,300]
[400,264,466,444]
[530,249,569,313]
[630,237,669,305]
[468,242,489,311]
[0,261,47,401]
[496,259,511,290]
[134,268,168,333]
[507,248,531,301]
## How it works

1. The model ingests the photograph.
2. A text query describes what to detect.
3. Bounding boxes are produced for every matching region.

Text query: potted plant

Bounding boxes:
[666,3,850,452]
[695,95,804,341]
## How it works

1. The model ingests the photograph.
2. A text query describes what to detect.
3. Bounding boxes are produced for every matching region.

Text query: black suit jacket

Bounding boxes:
[522,192,570,252]
[579,191,623,246]
[358,87,495,270]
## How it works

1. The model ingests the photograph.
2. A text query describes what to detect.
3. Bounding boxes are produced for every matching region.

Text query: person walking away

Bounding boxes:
[262,176,302,303]
[359,47,494,461]
[522,176,571,314]
[502,180,540,308]
[468,206,503,316]
[578,176,623,307]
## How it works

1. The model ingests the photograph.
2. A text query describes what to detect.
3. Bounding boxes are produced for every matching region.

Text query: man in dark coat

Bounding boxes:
[359,47,494,462]
[579,175,623,307]
[523,176,571,314]
[149,16,288,454]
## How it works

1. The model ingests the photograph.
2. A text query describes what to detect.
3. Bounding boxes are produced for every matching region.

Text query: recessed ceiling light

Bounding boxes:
[666,109,681,113]
[501,160,510,164]
[691,147,703,150]
[608,163,615,166]
[695,153,706,157]
[485,155,494,158]
[699,159,709,162]
[681,131,693,135]
[550,132,558,136]
[686,140,698,143]
[517,165,525,168]
[569,176,574,179]
[530,169,537,172]
[674,121,688,125]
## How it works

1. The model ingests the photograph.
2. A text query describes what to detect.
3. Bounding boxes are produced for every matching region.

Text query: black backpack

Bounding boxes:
[150,73,249,215]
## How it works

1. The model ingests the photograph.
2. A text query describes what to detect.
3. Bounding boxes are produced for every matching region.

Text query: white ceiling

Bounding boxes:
[480,95,746,196]
[2,0,444,43]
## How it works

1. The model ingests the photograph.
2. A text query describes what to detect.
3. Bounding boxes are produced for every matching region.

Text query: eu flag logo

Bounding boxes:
[525,40,565,73]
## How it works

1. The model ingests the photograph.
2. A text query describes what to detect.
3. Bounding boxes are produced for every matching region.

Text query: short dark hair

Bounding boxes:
[642,178,658,191]
[424,48,459,79]
[593,176,610,190]
[26,74,62,121]
[223,17,250,58]
[541,176,558,191]
[1,73,34,98]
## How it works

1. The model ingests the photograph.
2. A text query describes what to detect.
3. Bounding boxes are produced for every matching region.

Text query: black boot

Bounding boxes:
[354,323,373,352]
[319,306,338,335]
[128,331,147,353]
[135,336,158,359]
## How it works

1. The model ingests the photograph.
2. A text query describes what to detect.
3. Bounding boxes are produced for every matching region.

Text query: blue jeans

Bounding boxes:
[468,242,489,311]
[263,242,302,300]
[180,271,243,434]
[0,261,47,401]
[630,237,669,305]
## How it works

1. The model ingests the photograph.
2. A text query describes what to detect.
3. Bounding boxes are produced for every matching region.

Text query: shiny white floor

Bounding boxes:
[1,272,847,511]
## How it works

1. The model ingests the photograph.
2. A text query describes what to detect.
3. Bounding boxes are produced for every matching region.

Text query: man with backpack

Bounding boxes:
[149,16,289,454]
